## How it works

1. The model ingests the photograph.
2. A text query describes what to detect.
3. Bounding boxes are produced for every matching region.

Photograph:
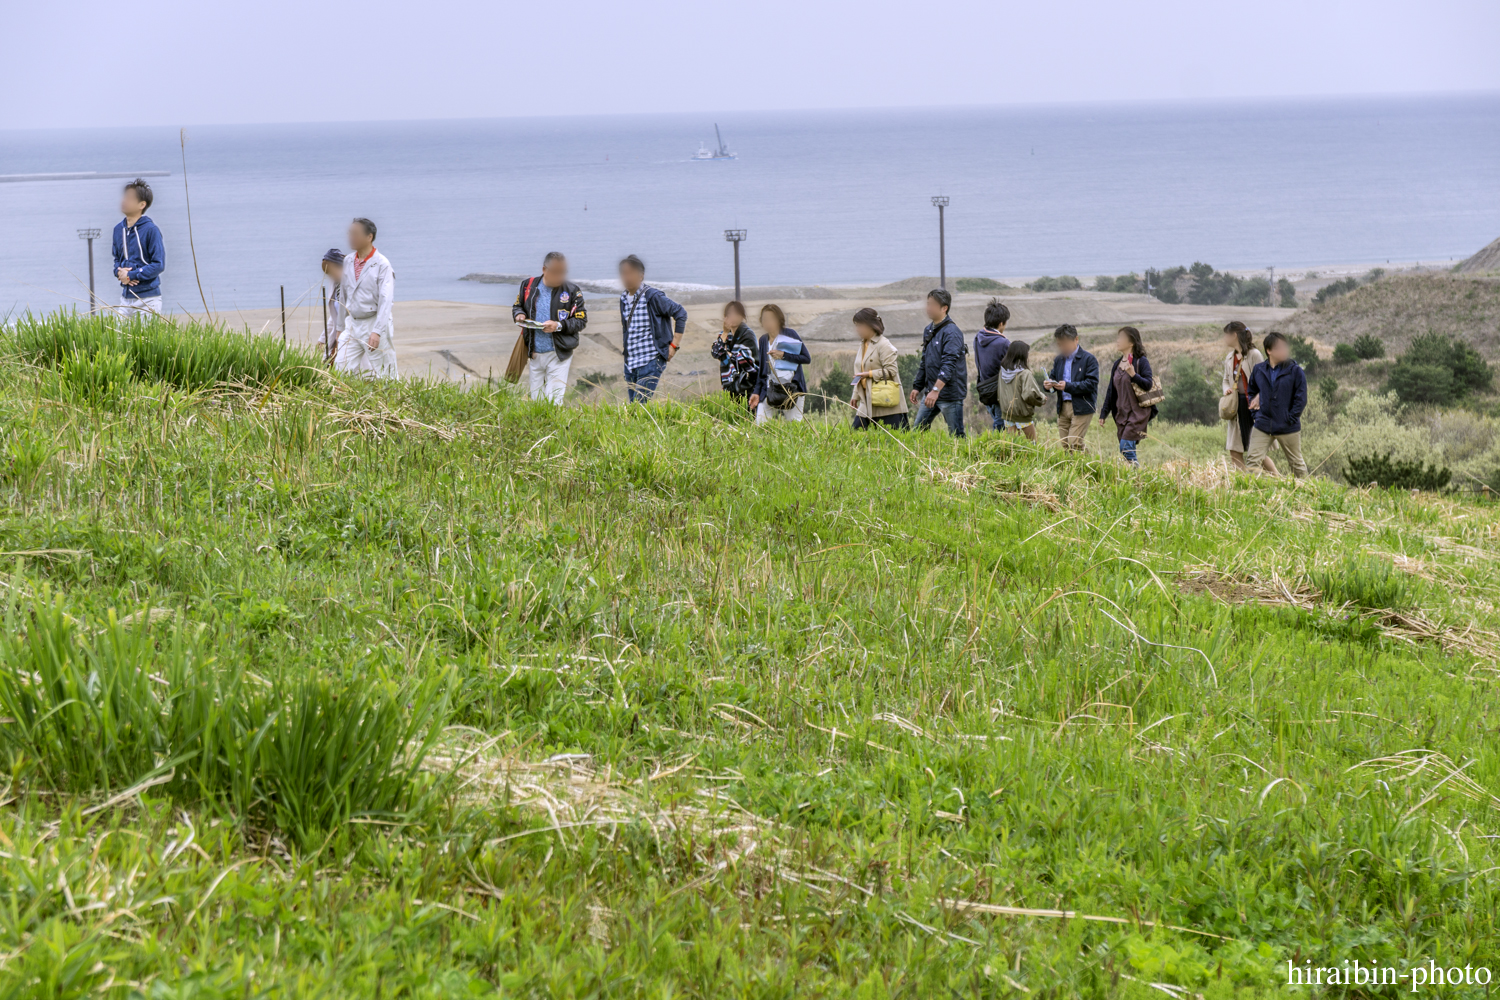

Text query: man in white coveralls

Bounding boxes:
[334,217,398,378]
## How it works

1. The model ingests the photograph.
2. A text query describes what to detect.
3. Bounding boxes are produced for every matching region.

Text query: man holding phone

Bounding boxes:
[1044,324,1098,451]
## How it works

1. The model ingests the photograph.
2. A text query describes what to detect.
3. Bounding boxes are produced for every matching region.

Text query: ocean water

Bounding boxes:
[2,95,1498,315]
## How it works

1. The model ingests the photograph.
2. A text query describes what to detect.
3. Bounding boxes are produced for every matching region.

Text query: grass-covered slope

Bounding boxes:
[1281,273,1500,358]
[2,314,1499,998]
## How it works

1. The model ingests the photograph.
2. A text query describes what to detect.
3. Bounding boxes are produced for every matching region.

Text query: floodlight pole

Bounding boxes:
[931,196,949,289]
[724,229,746,301]
[78,228,102,313]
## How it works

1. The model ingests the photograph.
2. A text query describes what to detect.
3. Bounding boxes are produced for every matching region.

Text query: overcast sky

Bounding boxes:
[6,0,1499,129]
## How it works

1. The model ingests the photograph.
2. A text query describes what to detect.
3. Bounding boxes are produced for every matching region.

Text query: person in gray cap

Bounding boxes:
[320,248,345,365]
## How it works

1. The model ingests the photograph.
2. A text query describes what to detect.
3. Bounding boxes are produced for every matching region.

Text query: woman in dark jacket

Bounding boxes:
[1098,325,1156,466]
[711,300,759,405]
[749,303,811,424]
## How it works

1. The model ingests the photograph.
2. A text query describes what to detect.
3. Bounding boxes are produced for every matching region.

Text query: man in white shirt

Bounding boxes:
[333,218,398,379]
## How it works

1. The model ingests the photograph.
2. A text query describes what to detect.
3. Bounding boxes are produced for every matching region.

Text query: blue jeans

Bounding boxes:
[625,356,666,402]
[1119,439,1140,465]
[986,403,1005,431]
[913,398,965,437]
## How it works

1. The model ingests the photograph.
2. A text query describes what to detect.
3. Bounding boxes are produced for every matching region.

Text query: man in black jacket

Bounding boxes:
[618,254,688,402]
[1043,324,1098,451]
[909,288,968,436]
[512,251,588,404]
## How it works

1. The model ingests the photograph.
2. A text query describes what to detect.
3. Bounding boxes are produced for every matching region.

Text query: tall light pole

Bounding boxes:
[724,229,746,301]
[1267,266,1276,307]
[931,196,949,289]
[77,228,101,313]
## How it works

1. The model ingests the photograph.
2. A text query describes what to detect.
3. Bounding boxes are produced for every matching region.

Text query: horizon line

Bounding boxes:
[3,88,1499,134]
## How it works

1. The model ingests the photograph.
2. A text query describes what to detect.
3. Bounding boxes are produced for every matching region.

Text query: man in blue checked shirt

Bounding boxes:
[617,255,688,402]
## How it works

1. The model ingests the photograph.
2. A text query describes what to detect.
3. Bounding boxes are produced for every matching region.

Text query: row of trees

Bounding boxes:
[1088,263,1298,308]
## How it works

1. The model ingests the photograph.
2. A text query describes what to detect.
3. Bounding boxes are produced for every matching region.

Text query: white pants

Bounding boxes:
[117,294,162,318]
[529,351,571,404]
[755,395,805,425]
[334,330,399,379]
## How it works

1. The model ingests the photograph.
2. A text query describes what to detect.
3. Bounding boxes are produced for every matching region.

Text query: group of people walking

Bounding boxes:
[102,182,1308,476]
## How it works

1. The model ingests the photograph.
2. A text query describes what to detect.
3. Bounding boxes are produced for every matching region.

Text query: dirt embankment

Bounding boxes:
[1281,273,1500,358]
[1457,237,1500,274]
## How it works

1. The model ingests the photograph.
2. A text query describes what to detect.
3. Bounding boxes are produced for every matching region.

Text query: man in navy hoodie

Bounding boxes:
[1245,331,1310,478]
[973,299,1011,431]
[617,254,688,402]
[111,178,165,317]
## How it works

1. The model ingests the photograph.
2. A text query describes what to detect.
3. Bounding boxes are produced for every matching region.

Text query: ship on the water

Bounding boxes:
[693,124,736,160]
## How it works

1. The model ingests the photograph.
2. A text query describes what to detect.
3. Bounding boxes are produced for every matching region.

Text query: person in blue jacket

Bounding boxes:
[111,178,165,317]
[1043,324,1099,451]
[749,304,811,424]
[909,288,968,436]
[1245,331,1310,478]
[617,254,688,402]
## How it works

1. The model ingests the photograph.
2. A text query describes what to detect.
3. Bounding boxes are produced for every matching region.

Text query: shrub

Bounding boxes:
[1093,274,1142,294]
[1277,278,1297,307]
[1310,555,1411,610]
[1231,277,1272,307]
[1351,334,1385,360]
[1157,357,1219,425]
[897,353,920,392]
[1318,376,1339,407]
[1386,363,1455,405]
[1026,275,1082,292]
[1385,333,1493,405]
[1313,277,1360,305]
[1333,343,1360,365]
[1187,262,1240,306]
[1287,335,1321,375]
[809,362,851,413]
[1144,266,1186,304]
[955,277,1009,292]
[575,371,620,393]
[1344,452,1452,492]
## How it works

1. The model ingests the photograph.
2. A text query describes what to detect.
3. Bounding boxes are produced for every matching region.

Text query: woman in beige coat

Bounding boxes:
[848,307,909,429]
[1222,321,1277,472]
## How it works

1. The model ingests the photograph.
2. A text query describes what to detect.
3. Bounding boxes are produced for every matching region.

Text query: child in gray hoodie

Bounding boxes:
[992,340,1045,440]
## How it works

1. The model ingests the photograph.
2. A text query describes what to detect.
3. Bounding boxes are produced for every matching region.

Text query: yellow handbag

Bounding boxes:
[869,380,901,408]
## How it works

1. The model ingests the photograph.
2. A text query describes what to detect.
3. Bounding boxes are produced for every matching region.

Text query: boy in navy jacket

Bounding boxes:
[112,178,165,317]
[1245,332,1310,478]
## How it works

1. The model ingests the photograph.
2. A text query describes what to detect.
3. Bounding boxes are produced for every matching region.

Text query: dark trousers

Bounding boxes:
[1236,392,1254,450]
[853,413,910,430]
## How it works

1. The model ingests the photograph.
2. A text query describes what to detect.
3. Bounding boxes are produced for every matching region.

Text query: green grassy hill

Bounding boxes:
[2,313,1499,998]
